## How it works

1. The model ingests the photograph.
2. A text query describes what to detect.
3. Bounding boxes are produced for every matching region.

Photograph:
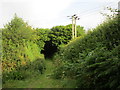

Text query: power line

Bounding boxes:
[64,2,115,19]
[76,2,115,17]
[74,1,120,16]
[69,3,116,20]
[66,2,117,32]
[80,4,117,18]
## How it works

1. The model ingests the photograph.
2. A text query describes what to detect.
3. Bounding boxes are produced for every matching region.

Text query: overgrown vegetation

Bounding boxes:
[2,15,46,84]
[43,24,85,58]
[2,14,85,87]
[53,15,120,88]
[2,8,120,88]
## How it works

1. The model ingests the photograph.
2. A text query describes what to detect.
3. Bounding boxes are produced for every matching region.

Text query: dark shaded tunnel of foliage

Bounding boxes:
[41,25,85,59]
[41,41,58,59]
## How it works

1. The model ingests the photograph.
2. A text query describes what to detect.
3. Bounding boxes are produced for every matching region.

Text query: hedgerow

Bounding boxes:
[2,15,46,83]
[53,15,120,88]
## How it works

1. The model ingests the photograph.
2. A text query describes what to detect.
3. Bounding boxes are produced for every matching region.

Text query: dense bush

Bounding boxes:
[43,24,85,58]
[77,45,120,88]
[49,24,85,46]
[3,58,46,83]
[2,15,45,83]
[36,28,50,52]
[53,15,120,88]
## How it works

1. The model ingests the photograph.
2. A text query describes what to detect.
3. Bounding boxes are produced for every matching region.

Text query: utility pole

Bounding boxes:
[118,1,120,15]
[72,15,75,39]
[75,16,77,38]
[67,14,80,39]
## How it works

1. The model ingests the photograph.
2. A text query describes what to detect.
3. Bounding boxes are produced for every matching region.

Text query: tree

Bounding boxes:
[2,14,39,73]
[77,25,85,36]
[36,28,50,52]
[42,24,85,58]
[49,24,85,46]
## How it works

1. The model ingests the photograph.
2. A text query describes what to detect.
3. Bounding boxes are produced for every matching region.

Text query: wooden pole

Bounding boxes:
[68,14,79,39]
[75,18,77,38]
[72,16,75,39]
[118,1,120,15]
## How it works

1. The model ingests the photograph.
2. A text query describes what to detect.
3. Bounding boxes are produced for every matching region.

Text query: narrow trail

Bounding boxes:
[28,60,76,88]
[3,60,76,88]
[28,60,64,88]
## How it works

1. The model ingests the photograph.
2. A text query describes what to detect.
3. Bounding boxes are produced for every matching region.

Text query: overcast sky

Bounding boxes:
[0,0,119,30]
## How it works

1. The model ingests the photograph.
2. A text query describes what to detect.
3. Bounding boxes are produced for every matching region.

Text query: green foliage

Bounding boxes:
[77,25,85,36]
[3,58,46,83]
[43,24,85,58]
[2,14,85,87]
[49,25,72,46]
[49,24,85,47]
[53,15,120,88]
[25,41,41,61]
[36,28,50,52]
[2,15,45,83]
[76,45,120,88]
